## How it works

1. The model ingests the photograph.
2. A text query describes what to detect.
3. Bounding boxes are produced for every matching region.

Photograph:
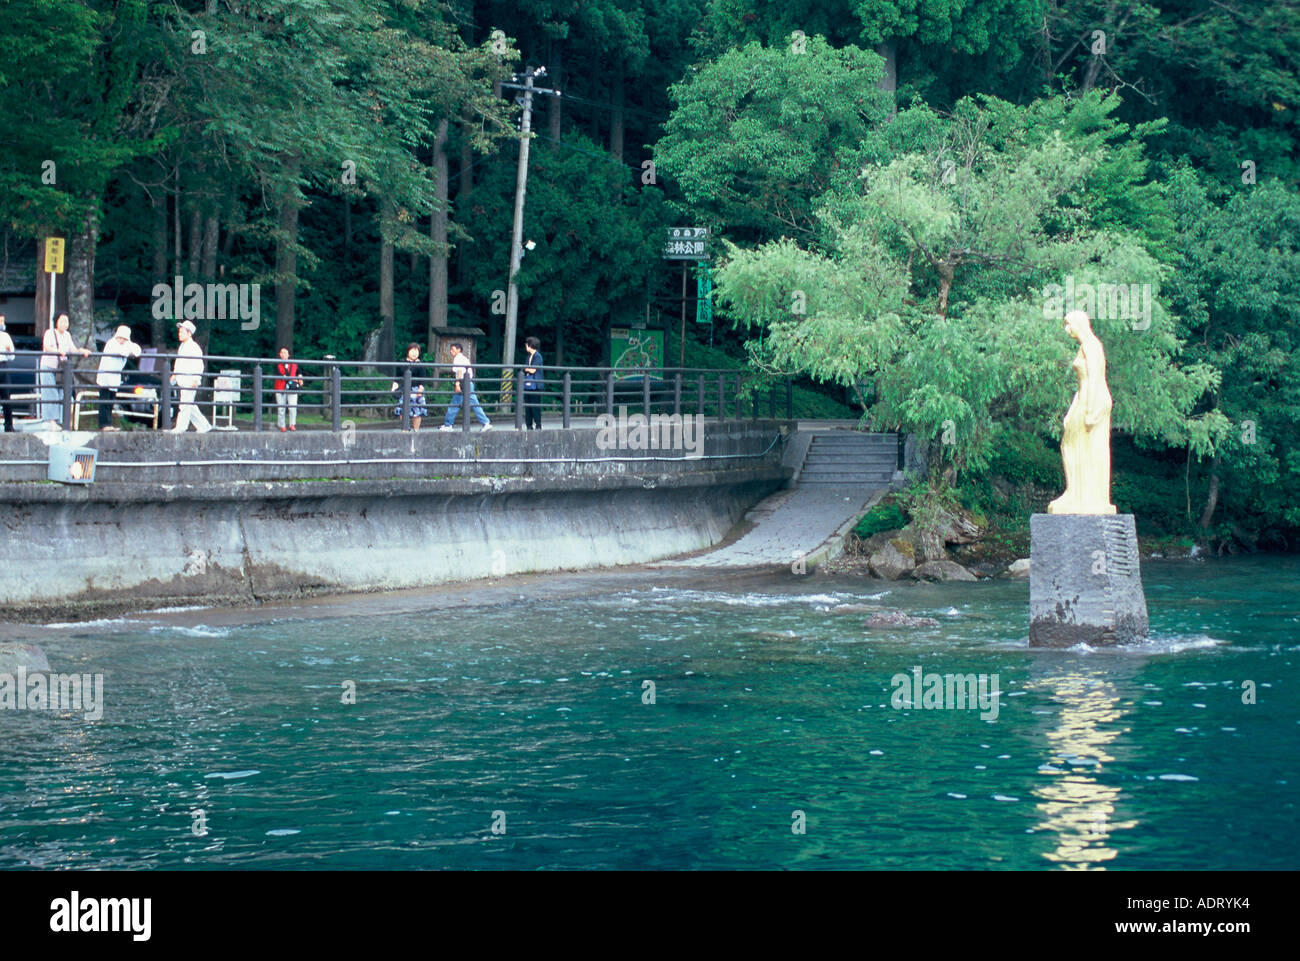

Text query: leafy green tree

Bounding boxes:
[1039,1,1300,189]
[1166,168,1300,545]
[714,95,1223,484]
[694,0,1044,107]
[170,0,512,351]
[657,37,891,242]
[0,0,169,342]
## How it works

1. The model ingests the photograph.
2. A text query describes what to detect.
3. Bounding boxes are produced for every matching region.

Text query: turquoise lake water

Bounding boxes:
[1,556,1297,870]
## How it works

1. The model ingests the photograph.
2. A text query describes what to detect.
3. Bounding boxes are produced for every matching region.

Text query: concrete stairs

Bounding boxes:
[796,432,898,490]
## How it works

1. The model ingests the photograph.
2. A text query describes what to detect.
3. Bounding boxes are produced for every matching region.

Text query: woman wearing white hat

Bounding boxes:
[169,320,212,433]
[95,325,143,430]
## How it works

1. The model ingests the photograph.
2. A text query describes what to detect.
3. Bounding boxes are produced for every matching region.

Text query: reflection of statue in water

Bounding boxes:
[1048,310,1116,515]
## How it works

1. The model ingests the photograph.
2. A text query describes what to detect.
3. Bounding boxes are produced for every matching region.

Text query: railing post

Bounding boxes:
[605,372,614,417]
[401,366,412,431]
[515,366,525,430]
[253,364,263,432]
[642,369,651,416]
[60,360,74,430]
[768,382,776,419]
[717,373,726,421]
[160,358,173,430]
[331,364,342,432]
[562,371,572,429]
[786,379,793,420]
[697,375,705,420]
[750,376,759,420]
[673,372,682,417]
[898,431,906,472]
[462,374,473,433]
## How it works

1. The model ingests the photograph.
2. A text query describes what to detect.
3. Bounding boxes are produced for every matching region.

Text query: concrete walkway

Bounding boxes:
[654,484,884,570]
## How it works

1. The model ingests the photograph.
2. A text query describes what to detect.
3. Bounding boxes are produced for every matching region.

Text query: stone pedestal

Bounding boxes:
[1029,513,1148,647]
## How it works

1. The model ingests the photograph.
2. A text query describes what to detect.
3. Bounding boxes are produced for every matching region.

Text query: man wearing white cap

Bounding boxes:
[169,320,212,433]
[95,325,143,430]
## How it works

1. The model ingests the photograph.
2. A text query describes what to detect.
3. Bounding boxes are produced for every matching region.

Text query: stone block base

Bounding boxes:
[1029,513,1148,647]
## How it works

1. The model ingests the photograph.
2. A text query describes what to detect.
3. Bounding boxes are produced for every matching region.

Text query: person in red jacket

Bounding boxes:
[275,347,303,431]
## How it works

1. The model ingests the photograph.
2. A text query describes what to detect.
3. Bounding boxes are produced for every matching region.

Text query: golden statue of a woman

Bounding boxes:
[1048,310,1116,515]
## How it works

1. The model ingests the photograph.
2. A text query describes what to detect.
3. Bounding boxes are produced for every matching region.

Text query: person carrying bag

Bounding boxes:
[275,347,302,431]
[522,335,544,430]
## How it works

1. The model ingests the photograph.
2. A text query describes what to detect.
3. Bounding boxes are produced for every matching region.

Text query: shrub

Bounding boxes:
[854,501,908,538]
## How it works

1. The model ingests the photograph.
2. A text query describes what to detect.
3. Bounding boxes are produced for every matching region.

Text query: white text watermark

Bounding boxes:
[595,406,703,458]
[1042,275,1152,331]
[151,275,261,330]
[0,669,103,721]
[891,665,1000,722]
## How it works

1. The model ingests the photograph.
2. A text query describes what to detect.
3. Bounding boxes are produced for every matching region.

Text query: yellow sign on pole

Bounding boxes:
[44,237,65,274]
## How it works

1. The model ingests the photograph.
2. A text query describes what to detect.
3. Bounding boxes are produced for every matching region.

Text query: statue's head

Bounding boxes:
[1063,309,1092,342]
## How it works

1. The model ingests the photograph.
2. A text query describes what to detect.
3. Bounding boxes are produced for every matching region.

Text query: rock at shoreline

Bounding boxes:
[864,609,941,629]
[932,505,985,544]
[868,539,916,580]
[0,644,51,673]
[1005,558,1031,578]
[901,524,948,562]
[912,559,978,582]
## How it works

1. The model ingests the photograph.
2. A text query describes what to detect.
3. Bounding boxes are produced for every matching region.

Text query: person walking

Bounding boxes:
[390,343,429,431]
[95,325,142,430]
[169,320,212,433]
[0,316,15,432]
[39,313,90,424]
[439,342,491,431]
[522,335,544,430]
[275,347,303,431]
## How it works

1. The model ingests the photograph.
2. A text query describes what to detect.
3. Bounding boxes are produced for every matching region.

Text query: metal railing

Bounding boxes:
[3,350,798,433]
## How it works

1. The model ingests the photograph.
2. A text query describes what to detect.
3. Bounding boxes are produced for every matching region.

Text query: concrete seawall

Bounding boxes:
[0,422,790,618]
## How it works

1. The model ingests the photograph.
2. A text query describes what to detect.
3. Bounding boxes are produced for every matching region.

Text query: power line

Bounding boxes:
[555,90,673,126]
[531,133,650,174]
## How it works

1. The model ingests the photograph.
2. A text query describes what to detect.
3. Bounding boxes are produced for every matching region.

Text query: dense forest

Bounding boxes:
[2,0,1298,549]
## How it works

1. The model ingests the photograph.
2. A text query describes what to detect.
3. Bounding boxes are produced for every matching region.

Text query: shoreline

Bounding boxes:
[0,563,798,638]
[0,551,1236,638]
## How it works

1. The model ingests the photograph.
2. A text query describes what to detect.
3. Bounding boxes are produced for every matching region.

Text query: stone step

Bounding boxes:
[803,452,897,462]
[802,468,896,478]
[800,473,895,484]
[804,453,898,465]
[809,437,896,447]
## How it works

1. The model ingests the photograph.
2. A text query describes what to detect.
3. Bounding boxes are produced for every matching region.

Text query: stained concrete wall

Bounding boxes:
[0,422,789,618]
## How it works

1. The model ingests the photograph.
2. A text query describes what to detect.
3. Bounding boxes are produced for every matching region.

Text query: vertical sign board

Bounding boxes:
[609,328,664,373]
[44,238,66,274]
[43,237,65,331]
[695,263,713,324]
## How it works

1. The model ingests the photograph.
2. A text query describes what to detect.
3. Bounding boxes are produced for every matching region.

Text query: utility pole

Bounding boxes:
[499,66,559,399]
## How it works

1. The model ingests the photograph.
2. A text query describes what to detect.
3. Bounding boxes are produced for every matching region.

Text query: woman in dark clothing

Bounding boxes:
[522,335,544,430]
[390,342,430,430]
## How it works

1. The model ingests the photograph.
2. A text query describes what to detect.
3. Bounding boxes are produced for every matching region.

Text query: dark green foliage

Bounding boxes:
[853,501,908,538]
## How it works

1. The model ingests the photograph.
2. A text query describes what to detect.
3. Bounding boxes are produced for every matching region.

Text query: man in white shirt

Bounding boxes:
[95,325,143,430]
[169,320,212,433]
[439,342,491,430]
